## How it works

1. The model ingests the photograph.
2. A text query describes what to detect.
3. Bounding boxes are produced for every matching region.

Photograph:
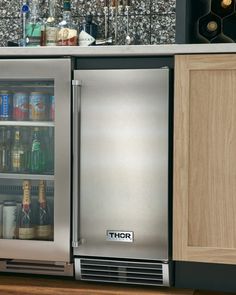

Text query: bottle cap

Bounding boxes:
[64,0,71,10]
[21,4,30,13]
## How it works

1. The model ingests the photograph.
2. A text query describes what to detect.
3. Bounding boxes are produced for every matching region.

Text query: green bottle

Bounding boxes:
[30,127,45,173]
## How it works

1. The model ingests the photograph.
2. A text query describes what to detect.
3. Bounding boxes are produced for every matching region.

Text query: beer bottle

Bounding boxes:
[19,180,35,240]
[0,127,11,172]
[30,127,46,173]
[11,128,27,173]
[36,180,52,240]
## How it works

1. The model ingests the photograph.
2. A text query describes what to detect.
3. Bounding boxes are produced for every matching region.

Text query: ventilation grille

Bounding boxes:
[76,258,169,287]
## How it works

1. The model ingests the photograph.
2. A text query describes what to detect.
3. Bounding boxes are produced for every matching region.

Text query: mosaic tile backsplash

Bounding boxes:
[0,0,176,47]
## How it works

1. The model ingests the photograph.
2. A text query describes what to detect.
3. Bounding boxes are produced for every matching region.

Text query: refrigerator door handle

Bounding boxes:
[72,79,82,248]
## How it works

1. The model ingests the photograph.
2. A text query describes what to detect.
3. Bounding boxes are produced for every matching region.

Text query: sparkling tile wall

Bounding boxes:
[0,0,176,47]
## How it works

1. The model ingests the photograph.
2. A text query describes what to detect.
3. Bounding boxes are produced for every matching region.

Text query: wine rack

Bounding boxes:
[197,0,236,43]
[176,0,236,43]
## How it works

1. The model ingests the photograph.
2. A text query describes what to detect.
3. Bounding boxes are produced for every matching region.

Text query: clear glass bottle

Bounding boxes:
[45,0,58,46]
[26,0,44,46]
[57,0,78,46]
[11,128,27,173]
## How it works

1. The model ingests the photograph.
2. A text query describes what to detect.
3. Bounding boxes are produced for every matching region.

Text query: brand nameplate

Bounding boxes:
[106,230,134,243]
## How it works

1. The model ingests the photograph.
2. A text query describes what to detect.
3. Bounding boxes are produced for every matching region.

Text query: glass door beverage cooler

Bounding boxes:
[0,59,72,276]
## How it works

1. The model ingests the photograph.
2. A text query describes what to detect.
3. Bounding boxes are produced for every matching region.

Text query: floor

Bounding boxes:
[0,275,233,295]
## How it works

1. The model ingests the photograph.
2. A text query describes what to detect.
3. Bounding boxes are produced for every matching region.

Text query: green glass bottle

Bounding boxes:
[0,127,11,172]
[30,127,45,173]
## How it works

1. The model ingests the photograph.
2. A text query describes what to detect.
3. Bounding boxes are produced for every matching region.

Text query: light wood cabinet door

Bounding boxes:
[173,54,236,265]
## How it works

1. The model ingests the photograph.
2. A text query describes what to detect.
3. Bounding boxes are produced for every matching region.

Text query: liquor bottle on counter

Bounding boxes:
[211,0,234,17]
[26,0,45,46]
[0,127,11,172]
[45,0,58,46]
[57,0,78,46]
[19,180,35,240]
[79,15,98,46]
[11,128,27,173]
[36,180,52,240]
[30,127,46,173]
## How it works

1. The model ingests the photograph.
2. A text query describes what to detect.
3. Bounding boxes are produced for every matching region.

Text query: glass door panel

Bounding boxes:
[0,80,55,242]
[0,59,70,263]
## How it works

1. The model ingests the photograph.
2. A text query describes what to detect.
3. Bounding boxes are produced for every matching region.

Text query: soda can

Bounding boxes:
[13,92,29,121]
[0,91,12,121]
[49,95,55,121]
[3,201,16,239]
[29,92,47,121]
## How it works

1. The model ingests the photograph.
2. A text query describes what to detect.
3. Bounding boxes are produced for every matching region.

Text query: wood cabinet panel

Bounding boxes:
[173,54,236,264]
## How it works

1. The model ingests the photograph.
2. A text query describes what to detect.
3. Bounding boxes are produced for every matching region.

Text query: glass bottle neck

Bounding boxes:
[63,0,71,11]
[31,0,40,16]
[48,0,56,20]
[62,10,72,20]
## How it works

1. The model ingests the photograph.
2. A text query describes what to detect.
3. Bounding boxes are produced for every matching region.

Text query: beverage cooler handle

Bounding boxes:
[72,79,82,248]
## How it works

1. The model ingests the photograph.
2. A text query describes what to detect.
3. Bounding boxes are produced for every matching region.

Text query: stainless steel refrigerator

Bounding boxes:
[0,59,72,276]
[73,68,171,286]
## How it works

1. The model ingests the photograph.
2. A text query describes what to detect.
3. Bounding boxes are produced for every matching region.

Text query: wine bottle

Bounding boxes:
[211,0,234,17]
[36,180,52,240]
[198,13,221,41]
[19,180,35,240]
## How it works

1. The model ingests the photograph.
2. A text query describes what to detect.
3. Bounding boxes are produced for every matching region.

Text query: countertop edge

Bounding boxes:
[1,44,236,56]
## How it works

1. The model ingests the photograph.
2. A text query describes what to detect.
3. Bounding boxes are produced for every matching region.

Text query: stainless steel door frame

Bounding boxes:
[73,68,169,261]
[0,59,71,262]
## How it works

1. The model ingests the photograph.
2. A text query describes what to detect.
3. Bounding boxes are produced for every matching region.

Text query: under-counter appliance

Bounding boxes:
[73,68,171,286]
[0,59,72,276]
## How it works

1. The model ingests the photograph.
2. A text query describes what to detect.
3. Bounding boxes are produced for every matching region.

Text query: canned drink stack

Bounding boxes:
[0,91,12,121]
[29,92,47,121]
[13,92,29,121]
[3,201,17,239]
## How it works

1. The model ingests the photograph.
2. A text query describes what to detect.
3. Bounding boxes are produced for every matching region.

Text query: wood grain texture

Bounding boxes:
[193,292,233,295]
[0,275,232,295]
[173,54,236,264]
[0,275,194,295]
[173,55,190,261]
